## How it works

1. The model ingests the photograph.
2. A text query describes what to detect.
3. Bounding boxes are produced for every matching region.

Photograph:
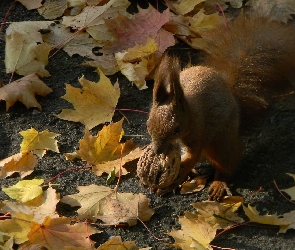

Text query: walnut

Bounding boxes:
[137,143,181,189]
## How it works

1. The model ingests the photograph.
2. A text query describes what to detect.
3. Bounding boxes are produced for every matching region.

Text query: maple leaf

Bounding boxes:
[97,236,142,250]
[62,0,131,41]
[61,184,113,220]
[2,187,60,223]
[61,185,154,225]
[56,69,120,129]
[168,216,215,250]
[0,74,53,111]
[20,128,60,157]
[5,22,53,76]
[42,23,102,60]
[281,173,295,200]
[28,216,100,249]
[101,5,170,54]
[115,38,158,90]
[169,0,204,15]
[16,0,42,10]
[0,232,13,249]
[38,0,67,20]
[0,151,37,179]
[180,174,208,194]
[77,119,139,176]
[244,204,295,233]
[2,179,44,203]
[0,212,34,244]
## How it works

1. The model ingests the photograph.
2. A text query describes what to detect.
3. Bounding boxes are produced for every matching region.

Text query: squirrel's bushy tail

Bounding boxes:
[203,15,295,111]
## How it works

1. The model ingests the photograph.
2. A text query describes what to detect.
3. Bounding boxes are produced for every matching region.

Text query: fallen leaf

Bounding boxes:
[16,0,42,10]
[43,23,102,60]
[244,204,295,233]
[281,173,295,200]
[2,179,44,203]
[97,236,140,250]
[0,212,34,244]
[168,216,215,250]
[77,119,137,176]
[0,232,13,250]
[61,185,154,225]
[56,69,120,129]
[0,151,37,179]
[2,187,60,223]
[0,74,53,111]
[115,38,158,89]
[180,174,208,194]
[28,217,100,249]
[38,0,67,19]
[5,22,52,76]
[102,5,170,54]
[170,0,204,15]
[62,0,131,41]
[20,128,60,157]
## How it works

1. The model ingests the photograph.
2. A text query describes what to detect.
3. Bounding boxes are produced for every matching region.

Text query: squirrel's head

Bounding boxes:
[147,55,188,154]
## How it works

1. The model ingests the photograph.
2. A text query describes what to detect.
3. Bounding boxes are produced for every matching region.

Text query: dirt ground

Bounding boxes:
[1,1,295,249]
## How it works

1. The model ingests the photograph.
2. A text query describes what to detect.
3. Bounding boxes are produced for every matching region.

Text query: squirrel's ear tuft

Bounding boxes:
[153,54,181,105]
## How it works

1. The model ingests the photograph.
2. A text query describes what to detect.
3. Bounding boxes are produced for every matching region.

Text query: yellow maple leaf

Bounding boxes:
[61,185,154,225]
[97,236,141,250]
[56,69,120,129]
[76,119,139,176]
[2,187,60,223]
[0,212,34,244]
[28,217,100,249]
[2,179,44,203]
[19,128,59,157]
[0,74,53,111]
[171,0,204,15]
[0,151,37,179]
[115,38,158,90]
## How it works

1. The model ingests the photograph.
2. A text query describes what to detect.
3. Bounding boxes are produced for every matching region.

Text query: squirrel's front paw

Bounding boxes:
[208,181,232,201]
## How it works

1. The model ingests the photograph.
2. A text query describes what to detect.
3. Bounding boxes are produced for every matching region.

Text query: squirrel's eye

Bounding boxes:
[174,126,180,135]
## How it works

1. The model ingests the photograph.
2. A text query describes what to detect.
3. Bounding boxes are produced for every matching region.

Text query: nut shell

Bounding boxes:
[137,143,181,189]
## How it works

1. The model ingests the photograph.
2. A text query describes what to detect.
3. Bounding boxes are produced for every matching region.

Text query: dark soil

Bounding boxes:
[1,1,295,249]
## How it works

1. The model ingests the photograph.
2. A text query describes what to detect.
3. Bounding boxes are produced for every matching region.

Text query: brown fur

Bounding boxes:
[147,16,295,200]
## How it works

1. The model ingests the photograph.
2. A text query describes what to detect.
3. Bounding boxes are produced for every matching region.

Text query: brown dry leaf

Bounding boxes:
[244,204,295,233]
[82,54,119,75]
[28,216,100,249]
[43,23,102,60]
[56,69,120,129]
[17,0,43,10]
[5,22,52,76]
[61,184,113,220]
[62,0,131,41]
[281,173,295,200]
[38,0,67,19]
[0,74,52,111]
[97,192,154,226]
[61,185,154,225]
[2,187,60,223]
[102,5,170,54]
[76,119,136,176]
[2,179,44,203]
[168,216,215,250]
[97,236,140,250]
[20,128,59,158]
[0,212,34,244]
[180,174,208,194]
[0,151,37,179]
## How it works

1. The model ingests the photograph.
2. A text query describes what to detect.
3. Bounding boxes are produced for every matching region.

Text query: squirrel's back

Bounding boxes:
[203,15,295,111]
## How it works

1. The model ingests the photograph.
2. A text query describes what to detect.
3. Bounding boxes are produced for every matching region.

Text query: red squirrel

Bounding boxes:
[146,15,295,200]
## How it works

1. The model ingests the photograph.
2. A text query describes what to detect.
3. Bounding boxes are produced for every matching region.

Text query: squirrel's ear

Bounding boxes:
[153,55,181,105]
